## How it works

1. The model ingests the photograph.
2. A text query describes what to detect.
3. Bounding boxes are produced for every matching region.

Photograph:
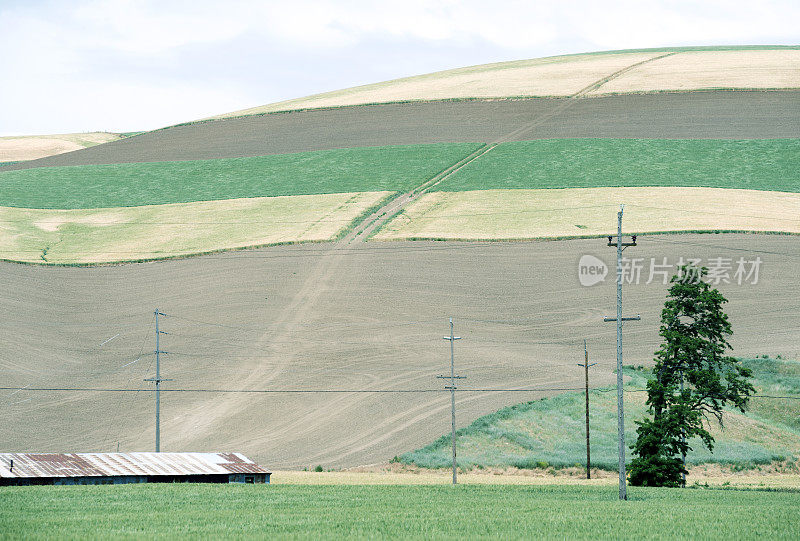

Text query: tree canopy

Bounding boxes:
[628,265,755,487]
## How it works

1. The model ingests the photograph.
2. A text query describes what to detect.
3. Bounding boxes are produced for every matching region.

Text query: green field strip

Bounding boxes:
[402,359,800,471]
[4,138,798,213]
[432,139,800,193]
[0,143,482,209]
[0,192,391,264]
[3,484,799,539]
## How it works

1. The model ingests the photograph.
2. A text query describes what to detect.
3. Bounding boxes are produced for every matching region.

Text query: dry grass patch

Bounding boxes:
[209,52,662,118]
[271,469,614,486]
[0,132,122,162]
[0,191,390,264]
[592,50,800,94]
[270,467,800,488]
[374,187,800,240]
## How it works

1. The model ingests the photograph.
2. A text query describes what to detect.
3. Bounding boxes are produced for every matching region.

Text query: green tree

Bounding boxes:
[628,265,755,487]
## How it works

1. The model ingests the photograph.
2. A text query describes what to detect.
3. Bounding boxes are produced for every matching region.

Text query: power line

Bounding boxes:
[0,386,581,394]
[1,386,796,399]
[99,313,154,450]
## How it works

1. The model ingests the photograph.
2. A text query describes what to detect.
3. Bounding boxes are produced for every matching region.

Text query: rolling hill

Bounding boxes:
[208,46,800,118]
[1,46,799,471]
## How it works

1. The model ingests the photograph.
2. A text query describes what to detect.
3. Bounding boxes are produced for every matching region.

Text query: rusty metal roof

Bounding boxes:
[0,452,270,479]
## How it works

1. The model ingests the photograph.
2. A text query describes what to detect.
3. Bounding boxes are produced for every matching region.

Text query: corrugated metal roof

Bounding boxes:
[0,452,270,479]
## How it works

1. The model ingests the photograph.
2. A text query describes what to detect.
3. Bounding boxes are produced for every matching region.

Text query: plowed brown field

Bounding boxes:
[2,234,797,468]
[4,91,798,171]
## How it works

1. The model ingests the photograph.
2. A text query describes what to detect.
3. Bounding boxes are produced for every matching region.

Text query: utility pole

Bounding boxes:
[680,368,686,487]
[577,339,596,479]
[603,205,640,500]
[144,309,171,452]
[437,318,466,485]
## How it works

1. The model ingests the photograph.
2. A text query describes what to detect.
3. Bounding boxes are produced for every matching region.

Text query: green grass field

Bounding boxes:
[402,359,800,471]
[435,139,800,193]
[744,356,800,432]
[1,483,798,539]
[2,139,798,210]
[0,143,481,209]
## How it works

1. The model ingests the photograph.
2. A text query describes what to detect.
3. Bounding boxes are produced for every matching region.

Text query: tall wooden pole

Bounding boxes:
[603,205,640,500]
[438,318,465,484]
[145,309,171,452]
[584,342,591,479]
[578,340,596,480]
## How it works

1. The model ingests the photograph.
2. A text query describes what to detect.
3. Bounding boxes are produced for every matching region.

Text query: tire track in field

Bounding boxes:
[222,369,440,460]
[496,52,677,143]
[242,369,439,443]
[346,53,678,244]
[297,378,571,467]
[344,143,497,244]
[294,351,602,466]
[175,242,355,440]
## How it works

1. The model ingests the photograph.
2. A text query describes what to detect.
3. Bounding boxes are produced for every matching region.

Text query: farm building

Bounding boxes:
[0,452,270,486]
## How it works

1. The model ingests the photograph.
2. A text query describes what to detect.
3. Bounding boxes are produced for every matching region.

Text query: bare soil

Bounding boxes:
[4,91,799,171]
[1,234,797,469]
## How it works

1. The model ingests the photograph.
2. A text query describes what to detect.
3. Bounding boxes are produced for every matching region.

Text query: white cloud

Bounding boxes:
[0,0,798,134]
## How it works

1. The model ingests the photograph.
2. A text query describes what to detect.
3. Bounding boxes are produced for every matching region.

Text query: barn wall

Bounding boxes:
[228,473,269,484]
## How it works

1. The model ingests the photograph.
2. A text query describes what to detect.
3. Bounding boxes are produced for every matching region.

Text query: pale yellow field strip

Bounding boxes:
[210,52,663,119]
[271,469,800,488]
[0,132,123,161]
[209,49,800,120]
[272,469,617,486]
[373,187,800,240]
[0,191,390,264]
[591,50,800,94]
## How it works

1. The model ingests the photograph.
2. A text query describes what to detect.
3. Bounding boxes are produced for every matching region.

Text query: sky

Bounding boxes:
[1,0,798,136]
